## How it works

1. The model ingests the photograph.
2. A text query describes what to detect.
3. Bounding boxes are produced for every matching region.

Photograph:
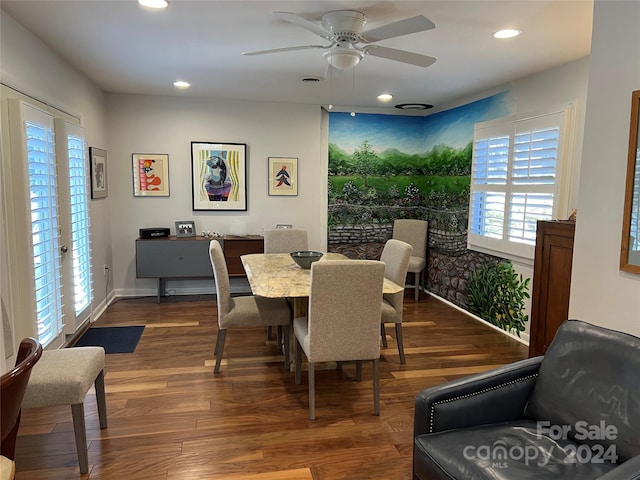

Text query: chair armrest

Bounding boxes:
[597,455,640,480]
[414,356,543,437]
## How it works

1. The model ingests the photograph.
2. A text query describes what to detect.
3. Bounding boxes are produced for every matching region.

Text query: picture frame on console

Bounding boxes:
[191,141,247,211]
[175,220,196,238]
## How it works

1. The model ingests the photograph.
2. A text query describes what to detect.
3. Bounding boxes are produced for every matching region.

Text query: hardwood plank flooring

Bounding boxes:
[14,292,528,479]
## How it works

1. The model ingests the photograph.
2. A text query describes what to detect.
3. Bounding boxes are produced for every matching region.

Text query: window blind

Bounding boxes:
[67,133,92,314]
[468,107,571,262]
[26,116,63,346]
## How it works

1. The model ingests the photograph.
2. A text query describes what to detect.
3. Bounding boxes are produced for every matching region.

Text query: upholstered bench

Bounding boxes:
[22,347,107,475]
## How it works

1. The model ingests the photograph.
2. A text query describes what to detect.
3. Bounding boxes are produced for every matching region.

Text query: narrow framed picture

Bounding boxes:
[191,142,247,211]
[132,153,170,197]
[268,157,298,196]
[175,220,196,238]
[89,147,108,199]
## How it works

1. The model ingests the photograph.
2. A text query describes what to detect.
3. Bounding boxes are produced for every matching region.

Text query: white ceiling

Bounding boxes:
[1,0,593,113]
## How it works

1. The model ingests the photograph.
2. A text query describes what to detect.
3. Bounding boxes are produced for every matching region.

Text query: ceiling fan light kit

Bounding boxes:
[324,46,363,69]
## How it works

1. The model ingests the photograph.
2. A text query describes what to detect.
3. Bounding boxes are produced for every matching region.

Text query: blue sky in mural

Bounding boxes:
[329,92,509,154]
[330,113,425,154]
[423,93,509,150]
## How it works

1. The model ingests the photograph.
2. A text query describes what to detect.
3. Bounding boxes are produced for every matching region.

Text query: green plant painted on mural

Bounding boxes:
[353,140,377,188]
[467,261,531,336]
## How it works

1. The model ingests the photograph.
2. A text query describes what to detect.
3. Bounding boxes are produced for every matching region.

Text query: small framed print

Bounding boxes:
[268,157,298,196]
[133,153,170,197]
[175,220,196,238]
[89,147,108,199]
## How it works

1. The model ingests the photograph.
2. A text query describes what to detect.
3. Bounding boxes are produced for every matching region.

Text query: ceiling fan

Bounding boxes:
[243,10,437,70]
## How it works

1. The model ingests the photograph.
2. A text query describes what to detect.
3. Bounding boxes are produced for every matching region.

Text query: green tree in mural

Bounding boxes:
[353,140,378,188]
[328,143,351,175]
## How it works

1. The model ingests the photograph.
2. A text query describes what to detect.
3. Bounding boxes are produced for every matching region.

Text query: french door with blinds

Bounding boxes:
[6,98,92,348]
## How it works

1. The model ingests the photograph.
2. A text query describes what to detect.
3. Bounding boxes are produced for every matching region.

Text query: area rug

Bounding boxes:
[73,325,144,354]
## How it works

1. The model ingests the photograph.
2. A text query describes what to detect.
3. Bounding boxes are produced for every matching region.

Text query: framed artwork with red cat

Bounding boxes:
[132,153,170,197]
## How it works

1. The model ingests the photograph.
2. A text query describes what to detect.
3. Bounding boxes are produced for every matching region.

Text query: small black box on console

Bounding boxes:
[139,227,170,239]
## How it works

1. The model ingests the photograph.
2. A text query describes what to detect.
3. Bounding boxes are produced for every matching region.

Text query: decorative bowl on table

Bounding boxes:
[290,251,323,269]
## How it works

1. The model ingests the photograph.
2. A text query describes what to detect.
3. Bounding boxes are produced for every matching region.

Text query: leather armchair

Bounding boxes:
[413,319,640,480]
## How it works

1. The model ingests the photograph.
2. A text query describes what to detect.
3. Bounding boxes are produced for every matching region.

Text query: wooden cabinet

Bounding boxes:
[136,235,263,301]
[529,220,575,357]
[223,237,264,275]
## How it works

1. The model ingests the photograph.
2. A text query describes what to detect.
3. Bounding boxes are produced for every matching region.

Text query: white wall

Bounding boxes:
[3,0,638,345]
[570,0,640,335]
[440,57,589,338]
[1,12,110,356]
[105,94,326,296]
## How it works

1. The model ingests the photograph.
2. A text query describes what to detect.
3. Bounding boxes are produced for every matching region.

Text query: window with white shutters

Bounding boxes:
[25,115,64,346]
[468,106,573,262]
[67,132,92,314]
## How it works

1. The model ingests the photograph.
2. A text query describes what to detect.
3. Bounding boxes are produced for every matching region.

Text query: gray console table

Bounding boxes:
[135,235,264,302]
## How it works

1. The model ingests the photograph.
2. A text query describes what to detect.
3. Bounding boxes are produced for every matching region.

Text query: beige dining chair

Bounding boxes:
[263,228,308,341]
[380,239,413,364]
[294,260,385,420]
[392,219,428,301]
[263,228,308,254]
[209,240,292,373]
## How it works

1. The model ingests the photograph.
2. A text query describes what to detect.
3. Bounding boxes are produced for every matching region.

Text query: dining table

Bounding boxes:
[240,252,404,368]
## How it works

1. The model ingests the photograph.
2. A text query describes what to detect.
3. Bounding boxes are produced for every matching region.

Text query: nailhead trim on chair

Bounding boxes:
[427,373,539,433]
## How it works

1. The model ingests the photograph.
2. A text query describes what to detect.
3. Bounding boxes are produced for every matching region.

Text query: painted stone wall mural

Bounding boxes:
[328,93,509,308]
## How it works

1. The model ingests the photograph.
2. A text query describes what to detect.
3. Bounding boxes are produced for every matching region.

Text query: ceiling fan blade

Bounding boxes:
[242,45,327,56]
[364,45,437,67]
[274,11,334,41]
[360,15,436,43]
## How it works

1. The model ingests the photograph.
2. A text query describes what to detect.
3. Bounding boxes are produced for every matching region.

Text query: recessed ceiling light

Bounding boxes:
[395,103,433,110]
[493,29,520,39]
[377,94,393,102]
[173,80,190,89]
[138,0,169,9]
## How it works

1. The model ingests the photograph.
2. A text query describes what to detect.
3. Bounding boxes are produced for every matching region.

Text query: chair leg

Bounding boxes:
[355,360,363,381]
[414,272,419,301]
[267,326,274,340]
[214,330,227,373]
[373,358,380,416]
[295,339,302,385]
[94,370,108,429]
[395,323,406,365]
[308,362,315,421]
[71,403,89,474]
[282,325,290,370]
[213,330,221,355]
[381,323,388,348]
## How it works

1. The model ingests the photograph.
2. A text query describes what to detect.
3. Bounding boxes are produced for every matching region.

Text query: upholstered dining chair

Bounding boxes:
[263,228,308,254]
[392,219,428,301]
[1,337,42,461]
[262,228,308,341]
[380,239,413,364]
[294,260,385,420]
[209,240,292,373]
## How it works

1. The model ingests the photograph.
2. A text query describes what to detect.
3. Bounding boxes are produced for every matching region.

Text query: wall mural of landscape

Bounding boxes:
[328,92,510,309]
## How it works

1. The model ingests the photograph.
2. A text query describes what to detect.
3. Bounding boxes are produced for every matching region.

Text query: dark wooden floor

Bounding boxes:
[15,292,528,479]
